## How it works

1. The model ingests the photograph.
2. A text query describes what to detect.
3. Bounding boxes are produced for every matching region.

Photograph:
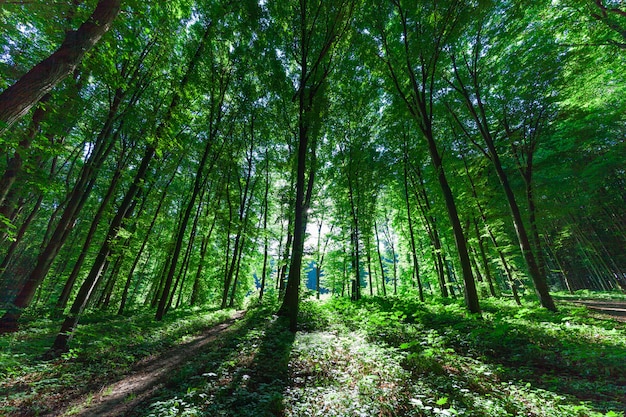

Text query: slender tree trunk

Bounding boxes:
[221,136,256,309]
[280,121,312,330]
[98,252,125,310]
[190,208,218,306]
[278,219,293,296]
[381,219,398,295]
[150,245,173,309]
[408,164,449,298]
[382,0,479,314]
[50,144,150,352]
[381,222,398,295]
[365,233,374,296]
[491,151,555,310]
[427,138,479,313]
[450,56,555,311]
[473,217,497,297]
[155,22,222,321]
[461,154,520,304]
[118,163,179,314]
[0,193,43,279]
[0,0,121,135]
[403,153,424,301]
[52,149,124,318]
[0,95,50,207]
[259,152,270,301]
[229,230,249,308]
[0,92,120,333]
[171,188,211,311]
[374,219,387,296]
[157,156,208,318]
[347,166,362,301]
[278,0,355,331]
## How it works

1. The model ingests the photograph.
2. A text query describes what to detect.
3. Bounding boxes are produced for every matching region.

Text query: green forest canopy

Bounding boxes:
[0,0,625,341]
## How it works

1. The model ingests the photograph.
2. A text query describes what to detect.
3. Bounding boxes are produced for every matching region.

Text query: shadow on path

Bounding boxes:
[49,310,246,417]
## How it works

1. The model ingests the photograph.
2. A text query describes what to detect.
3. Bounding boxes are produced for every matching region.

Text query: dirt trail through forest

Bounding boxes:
[41,299,625,416]
[46,310,246,417]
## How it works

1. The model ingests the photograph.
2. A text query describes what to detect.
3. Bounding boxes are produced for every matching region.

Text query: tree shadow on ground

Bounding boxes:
[126,306,295,417]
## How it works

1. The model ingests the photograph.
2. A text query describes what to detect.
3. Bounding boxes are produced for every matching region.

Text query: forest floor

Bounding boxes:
[568,299,626,322]
[1,292,625,417]
[50,310,246,417]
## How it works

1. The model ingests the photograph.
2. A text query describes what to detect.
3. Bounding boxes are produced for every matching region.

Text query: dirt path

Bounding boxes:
[568,299,626,322]
[46,310,246,417]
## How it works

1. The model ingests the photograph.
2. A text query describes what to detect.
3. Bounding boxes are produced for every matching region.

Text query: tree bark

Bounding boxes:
[428,139,480,313]
[259,152,271,301]
[449,53,555,311]
[0,0,121,135]
[374,219,387,296]
[118,161,179,314]
[0,94,50,207]
[155,22,222,320]
[408,163,449,298]
[381,1,480,313]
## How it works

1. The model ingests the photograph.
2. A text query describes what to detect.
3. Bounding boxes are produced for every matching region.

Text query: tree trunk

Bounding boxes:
[278,0,355,332]
[449,55,555,311]
[403,153,424,301]
[473,217,497,297]
[0,193,43,280]
[190,208,218,306]
[279,114,312,330]
[259,151,270,301]
[428,138,480,313]
[374,219,387,296]
[118,163,179,314]
[50,143,152,353]
[0,0,121,135]
[155,21,221,321]
[0,95,50,207]
[408,164,449,298]
[52,148,124,318]
[156,140,214,319]
[347,164,362,301]
[365,233,374,296]
[0,93,120,333]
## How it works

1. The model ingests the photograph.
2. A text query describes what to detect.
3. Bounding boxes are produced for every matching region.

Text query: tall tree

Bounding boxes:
[444,5,559,310]
[275,0,358,331]
[157,20,232,320]
[369,0,480,313]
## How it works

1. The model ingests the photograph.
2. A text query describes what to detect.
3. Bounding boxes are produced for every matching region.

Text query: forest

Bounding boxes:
[0,0,625,416]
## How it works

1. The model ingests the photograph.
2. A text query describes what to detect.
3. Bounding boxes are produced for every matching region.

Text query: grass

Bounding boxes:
[1,291,625,416]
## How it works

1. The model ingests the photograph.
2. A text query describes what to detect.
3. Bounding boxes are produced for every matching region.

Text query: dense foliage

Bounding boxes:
[0,1,625,413]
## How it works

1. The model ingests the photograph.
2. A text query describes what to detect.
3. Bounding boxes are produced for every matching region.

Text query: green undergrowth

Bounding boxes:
[130,295,625,417]
[0,306,235,415]
[1,294,625,416]
[552,289,626,302]
[323,295,626,417]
